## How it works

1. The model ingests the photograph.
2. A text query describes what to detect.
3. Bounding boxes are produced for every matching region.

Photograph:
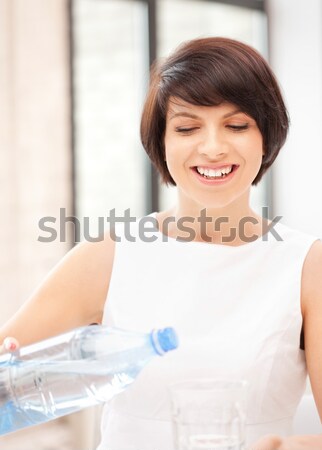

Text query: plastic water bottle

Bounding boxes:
[0,325,178,435]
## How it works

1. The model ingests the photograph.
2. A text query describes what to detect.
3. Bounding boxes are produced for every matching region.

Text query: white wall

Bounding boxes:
[267,0,322,236]
[0,0,73,323]
[0,1,76,448]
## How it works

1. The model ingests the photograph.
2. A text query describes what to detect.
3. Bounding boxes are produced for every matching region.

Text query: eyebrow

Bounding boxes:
[168,108,244,120]
[168,111,199,120]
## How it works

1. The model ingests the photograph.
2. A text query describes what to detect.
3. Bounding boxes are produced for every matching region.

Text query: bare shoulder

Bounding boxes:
[301,239,322,314]
[301,239,322,420]
[57,230,116,322]
[66,229,115,268]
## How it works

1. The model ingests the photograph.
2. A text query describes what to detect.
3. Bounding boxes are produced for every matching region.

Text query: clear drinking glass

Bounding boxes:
[169,379,248,450]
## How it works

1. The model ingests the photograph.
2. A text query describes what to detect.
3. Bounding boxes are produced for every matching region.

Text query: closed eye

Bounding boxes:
[226,124,249,131]
[175,127,199,134]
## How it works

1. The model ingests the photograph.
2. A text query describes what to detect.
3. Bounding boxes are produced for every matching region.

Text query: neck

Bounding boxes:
[158,194,268,246]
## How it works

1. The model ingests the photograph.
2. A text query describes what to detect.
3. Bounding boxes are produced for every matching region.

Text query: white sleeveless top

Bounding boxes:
[97,213,318,450]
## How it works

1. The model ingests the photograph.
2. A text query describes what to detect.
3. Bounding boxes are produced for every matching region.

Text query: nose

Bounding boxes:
[197,128,229,160]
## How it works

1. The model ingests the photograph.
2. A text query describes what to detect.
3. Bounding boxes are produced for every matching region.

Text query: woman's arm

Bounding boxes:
[301,239,322,421]
[0,233,115,347]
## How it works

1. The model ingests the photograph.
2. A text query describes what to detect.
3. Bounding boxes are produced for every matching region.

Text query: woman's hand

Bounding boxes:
[252,434,322,450]
[0,337,19,355]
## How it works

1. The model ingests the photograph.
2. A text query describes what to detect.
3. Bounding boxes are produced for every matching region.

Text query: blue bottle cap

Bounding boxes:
[151,327,179,355]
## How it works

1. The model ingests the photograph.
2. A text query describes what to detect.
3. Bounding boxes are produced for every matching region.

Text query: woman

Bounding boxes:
[1,37,322,449]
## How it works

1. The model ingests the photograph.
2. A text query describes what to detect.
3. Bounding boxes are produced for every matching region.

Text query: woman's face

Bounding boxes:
[164,97,264,210]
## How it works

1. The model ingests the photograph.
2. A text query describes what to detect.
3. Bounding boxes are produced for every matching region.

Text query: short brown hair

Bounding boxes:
[140,37,289,186]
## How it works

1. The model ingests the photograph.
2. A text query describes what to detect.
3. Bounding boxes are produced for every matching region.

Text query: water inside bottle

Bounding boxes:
[0,326,175,435]
[0,357,144,435]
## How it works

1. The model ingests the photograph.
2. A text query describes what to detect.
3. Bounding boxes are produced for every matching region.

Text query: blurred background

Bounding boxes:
[0,0,321,448]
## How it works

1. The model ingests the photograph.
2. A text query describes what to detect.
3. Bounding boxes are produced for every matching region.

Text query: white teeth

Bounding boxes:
[196,165,233,178]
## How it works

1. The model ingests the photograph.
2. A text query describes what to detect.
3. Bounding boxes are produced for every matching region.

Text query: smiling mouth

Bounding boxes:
[192,164,238,179]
